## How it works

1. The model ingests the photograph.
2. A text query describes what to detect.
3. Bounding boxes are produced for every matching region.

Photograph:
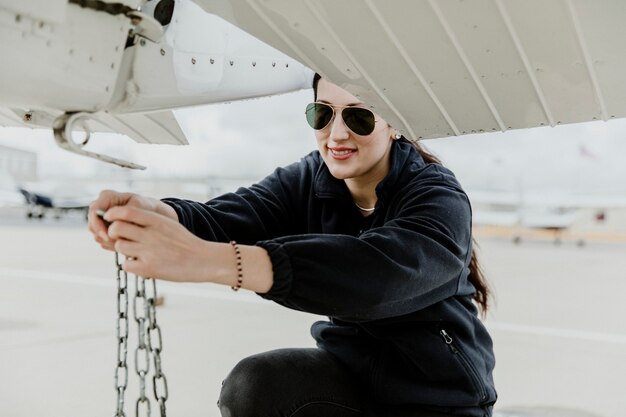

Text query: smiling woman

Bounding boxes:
[308,78,396,212]
[88,74,496,417]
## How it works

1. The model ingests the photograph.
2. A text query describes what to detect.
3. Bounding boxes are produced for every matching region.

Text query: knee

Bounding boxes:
[217,353,278,417]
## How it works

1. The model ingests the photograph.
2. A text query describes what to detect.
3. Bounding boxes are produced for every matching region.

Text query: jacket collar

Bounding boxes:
[313,139,421,201]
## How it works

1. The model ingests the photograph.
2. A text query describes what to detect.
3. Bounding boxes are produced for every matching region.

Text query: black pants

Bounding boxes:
[218,348,462,417]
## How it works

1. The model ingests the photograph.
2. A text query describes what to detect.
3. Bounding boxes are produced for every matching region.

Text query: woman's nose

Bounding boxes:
[328,111,350,140]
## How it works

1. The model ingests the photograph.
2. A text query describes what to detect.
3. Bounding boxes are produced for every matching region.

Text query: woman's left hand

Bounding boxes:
[103,205,211,282]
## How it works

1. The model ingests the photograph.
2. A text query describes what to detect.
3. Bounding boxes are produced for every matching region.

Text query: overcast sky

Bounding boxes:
[1,89,626,196]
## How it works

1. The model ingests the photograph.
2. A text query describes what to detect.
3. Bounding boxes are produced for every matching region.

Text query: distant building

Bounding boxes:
[0,144,37,181]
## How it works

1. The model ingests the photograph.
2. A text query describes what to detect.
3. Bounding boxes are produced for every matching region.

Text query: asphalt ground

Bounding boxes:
[1,210,624,417]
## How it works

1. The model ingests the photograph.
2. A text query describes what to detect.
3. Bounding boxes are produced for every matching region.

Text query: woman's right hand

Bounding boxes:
[88,190,178,251]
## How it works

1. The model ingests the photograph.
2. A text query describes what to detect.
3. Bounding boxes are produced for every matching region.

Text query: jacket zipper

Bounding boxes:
[439,329,487,401]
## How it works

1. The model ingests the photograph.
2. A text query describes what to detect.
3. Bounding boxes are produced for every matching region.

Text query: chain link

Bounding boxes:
[134,276,150,416]
[114,253,129,417]
[113,255,168,417]
[145,278,169,414]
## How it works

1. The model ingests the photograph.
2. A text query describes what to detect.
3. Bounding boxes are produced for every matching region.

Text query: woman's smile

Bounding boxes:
[328,146,357,160]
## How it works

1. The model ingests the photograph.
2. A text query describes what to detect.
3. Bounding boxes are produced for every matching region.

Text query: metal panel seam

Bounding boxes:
[565,0,608,121]
[494,0,555,126]
[105,113,150,143]
[365,0,460,137]
[429,0,506,131]
[144,112,187,145]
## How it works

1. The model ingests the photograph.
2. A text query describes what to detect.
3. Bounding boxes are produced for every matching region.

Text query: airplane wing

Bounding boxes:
[90,111,187,145]
[3,0,626,167]
[0,108,187,146]
[197,0,626,139]
[466,190,522,207]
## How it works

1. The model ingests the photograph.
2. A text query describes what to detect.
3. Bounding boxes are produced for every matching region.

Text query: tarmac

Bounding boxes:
[1,208,625,417]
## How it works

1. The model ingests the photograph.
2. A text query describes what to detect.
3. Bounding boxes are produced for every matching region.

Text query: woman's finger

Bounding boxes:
[88,205,110,241]
[94,234,116,251]
[104,206,165,228]
[121,256,151,277]
[114,239,141,259]
[108,220,145,242]
[88,190,133,241]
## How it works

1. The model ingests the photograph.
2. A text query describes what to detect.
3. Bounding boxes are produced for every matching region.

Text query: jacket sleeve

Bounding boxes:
[161,157,312,244]
[257,169,474,322]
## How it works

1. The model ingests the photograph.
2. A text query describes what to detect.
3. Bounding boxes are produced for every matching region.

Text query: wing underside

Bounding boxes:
[0,107,187,146]
[197,0,626,139]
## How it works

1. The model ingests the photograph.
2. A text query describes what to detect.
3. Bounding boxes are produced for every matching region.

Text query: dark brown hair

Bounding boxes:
[312,73,491,315]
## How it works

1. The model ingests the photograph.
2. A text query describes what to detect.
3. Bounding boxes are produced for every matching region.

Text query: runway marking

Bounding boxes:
[3,267,625,345]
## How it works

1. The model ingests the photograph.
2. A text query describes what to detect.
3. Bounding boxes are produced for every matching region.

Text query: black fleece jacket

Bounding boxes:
[162,139,497,416]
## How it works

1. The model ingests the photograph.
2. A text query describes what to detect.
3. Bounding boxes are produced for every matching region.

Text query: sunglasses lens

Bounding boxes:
[305,103,334,130]
[305,103,376,135]
[342,107,376,135]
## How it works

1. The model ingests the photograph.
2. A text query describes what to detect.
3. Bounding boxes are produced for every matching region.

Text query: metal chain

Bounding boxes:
[134,276,151,417]
[145,278,169,416]
[113,255,168,417]
[114,253,129,417]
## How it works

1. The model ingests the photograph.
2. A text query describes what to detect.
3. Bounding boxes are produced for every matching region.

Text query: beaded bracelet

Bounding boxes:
[230,241,243,291]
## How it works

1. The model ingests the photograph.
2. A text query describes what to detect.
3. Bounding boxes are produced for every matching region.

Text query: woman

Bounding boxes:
[89,74,497,417]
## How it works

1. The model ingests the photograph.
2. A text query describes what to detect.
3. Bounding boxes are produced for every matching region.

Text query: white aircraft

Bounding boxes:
[428,130,626,243]
[1,1,624,416]
[2,0,626,171]
[18,183,94,220]
[0,0,312,169]
[468,181,626,246]
[0,171,94,219]
[468,187,626,239]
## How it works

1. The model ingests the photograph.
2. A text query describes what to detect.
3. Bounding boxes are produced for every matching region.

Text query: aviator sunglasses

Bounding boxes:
[305,102,378,136]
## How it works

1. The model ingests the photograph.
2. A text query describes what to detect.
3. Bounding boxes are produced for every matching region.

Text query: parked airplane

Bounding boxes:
[468,191,599,246]
[18,186,92,220]
[427,132,626,244]
[1,170,93,220]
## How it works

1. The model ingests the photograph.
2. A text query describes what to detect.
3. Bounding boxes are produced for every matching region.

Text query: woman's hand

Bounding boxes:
[89,190,274,291]
[103,205,210,282]
[88,190,178,251]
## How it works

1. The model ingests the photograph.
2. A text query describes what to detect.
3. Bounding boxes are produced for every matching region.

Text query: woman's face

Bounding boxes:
[314,79,395,183]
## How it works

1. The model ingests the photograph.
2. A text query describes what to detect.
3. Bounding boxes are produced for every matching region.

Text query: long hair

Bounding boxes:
[312,73,491,315]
